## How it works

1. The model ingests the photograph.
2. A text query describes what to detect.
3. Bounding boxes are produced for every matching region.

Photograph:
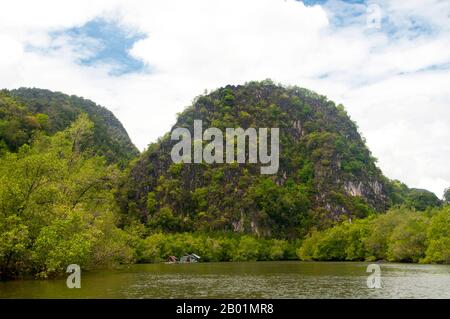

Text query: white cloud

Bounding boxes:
[0,0,449,197]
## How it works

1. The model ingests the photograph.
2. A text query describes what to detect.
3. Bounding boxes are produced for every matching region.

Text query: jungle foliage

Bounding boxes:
[1,82,448,280]
[1,88,139,166]
[0,115,134,279]
[297,205,450,264]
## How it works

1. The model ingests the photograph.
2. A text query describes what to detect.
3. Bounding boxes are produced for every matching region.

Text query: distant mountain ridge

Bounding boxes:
[1,88,139,165]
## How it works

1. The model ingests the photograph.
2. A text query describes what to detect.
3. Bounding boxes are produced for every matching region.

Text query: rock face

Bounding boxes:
[119,81,389,238]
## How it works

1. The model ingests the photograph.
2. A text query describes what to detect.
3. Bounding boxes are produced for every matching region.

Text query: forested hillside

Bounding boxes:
[1,82,448,280]
[1,88,139,165]
[120,81,393,237]
[0,116,134,279]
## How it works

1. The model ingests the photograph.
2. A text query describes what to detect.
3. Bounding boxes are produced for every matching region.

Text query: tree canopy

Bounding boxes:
[0,115,133,279]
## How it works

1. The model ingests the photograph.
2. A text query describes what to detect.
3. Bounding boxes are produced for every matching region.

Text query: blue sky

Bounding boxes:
[1,0,449,196]
[49,19,148,75]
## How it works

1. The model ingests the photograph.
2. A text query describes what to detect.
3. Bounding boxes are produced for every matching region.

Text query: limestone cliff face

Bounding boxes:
[119,81,389,237]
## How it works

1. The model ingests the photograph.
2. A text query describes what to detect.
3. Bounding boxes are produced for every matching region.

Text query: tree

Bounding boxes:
[0,115,131,279]
[313,225,349,261]
[444,187,450,204]
[423,207,450,264]
[232,236,260,261]
[405,188,442,211]
[387,213,428,263]
[363,210,404,260]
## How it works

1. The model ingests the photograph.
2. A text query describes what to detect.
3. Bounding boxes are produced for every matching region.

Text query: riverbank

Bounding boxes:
[1,205,449,281]
[124,206,450,266]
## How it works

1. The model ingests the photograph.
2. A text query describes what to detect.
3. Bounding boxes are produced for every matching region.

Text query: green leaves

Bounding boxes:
[248,177,311,237]
[297,206,450,264]
[0,115,130,279]
[386,213,428,262]
[33,208,94,277]
[422,207,450,263]
[444,187,450,204]
[3,88,139,165]
[387,181,443,210]
[405,189,442,211]
[0,215,30,278]
[136,232,297,263]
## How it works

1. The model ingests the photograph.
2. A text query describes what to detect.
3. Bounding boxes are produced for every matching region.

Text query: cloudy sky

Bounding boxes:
[1,0,449,197]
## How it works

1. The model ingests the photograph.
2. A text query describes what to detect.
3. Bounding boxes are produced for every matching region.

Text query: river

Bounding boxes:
[1,261,449,298]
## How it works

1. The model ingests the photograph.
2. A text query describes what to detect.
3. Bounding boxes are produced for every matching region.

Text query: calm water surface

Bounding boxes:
[1,261,449,299]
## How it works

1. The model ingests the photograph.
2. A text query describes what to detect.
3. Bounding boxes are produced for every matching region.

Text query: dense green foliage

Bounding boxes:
[0,90,48,152]
[127,229,299,263]
[1,82,448,281]
[0,115,134,279]
[121,81,390,237]
[386,180,442,210]
[444,187,450,204]
[297,206,450,264]
[1,88,139,166]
